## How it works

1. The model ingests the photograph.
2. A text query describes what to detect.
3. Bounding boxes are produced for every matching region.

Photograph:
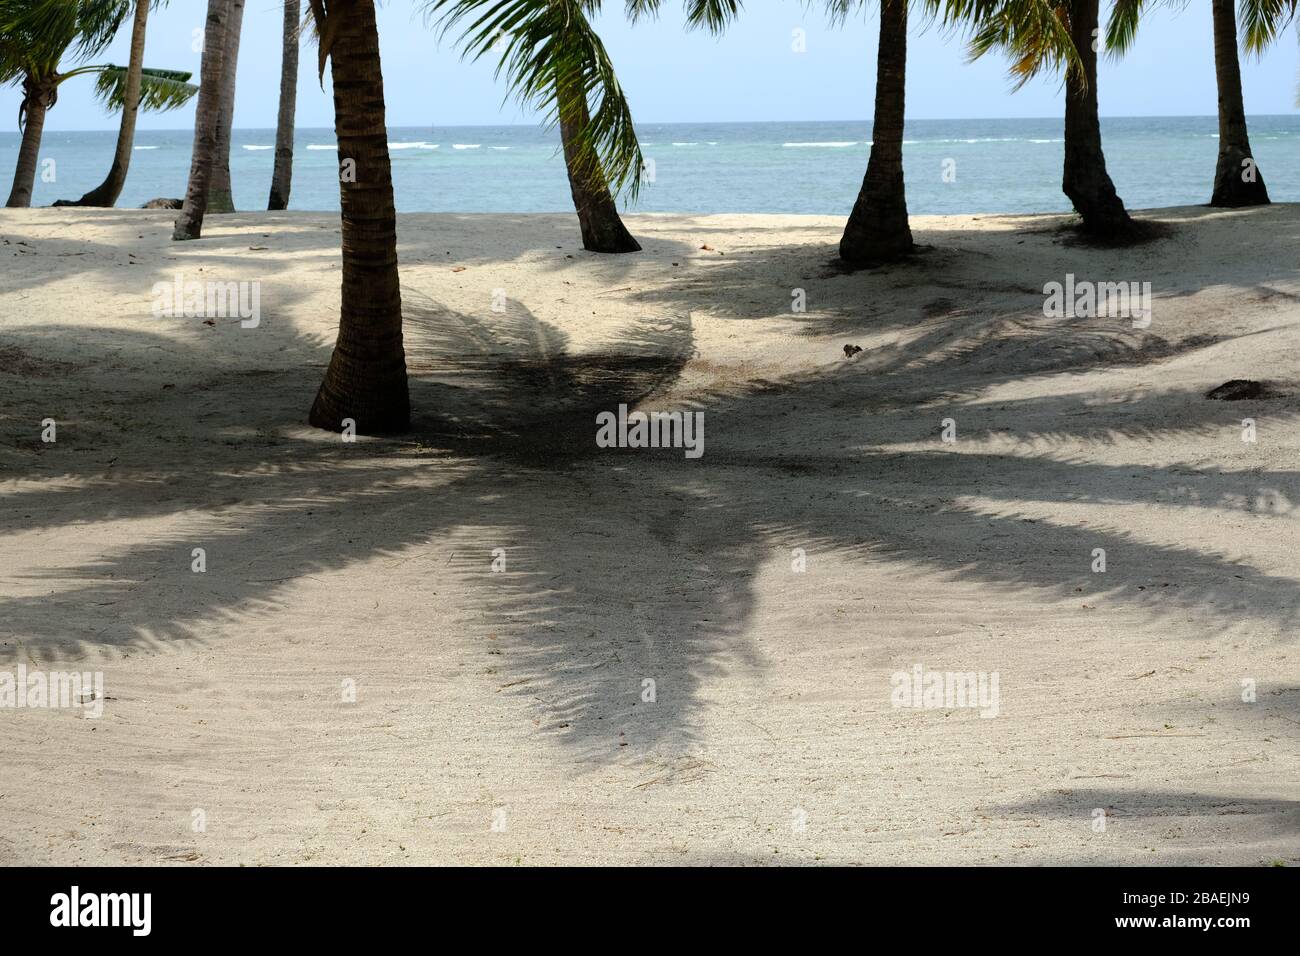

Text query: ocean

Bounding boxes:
[4,116,1299,215]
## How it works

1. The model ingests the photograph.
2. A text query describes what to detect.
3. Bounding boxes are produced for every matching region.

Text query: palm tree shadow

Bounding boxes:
[401,287,695,463]
[3,259,1300,764]
[990,788,1300,843]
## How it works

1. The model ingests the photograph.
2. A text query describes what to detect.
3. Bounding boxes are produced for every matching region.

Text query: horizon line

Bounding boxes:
[18,112,1300,135]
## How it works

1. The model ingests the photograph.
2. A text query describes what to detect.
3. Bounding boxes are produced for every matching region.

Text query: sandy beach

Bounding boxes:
[1,204,1297,865]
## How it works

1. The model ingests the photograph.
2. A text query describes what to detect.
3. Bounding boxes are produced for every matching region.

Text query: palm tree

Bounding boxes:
[670,2,1070,265]
[207,0,245,213]
[268,0,301,210]
[426,0,644,253]
[305,0,410,433]
[836,0,915,265]
[173,0,230,240]
[66,0,148,206]
[1109,0,1297,208]
[0,0,195,208]
[1060,0,1132,234]
[952,0,1129,237]
[206,0,245,213]
[1207,0,1266,205]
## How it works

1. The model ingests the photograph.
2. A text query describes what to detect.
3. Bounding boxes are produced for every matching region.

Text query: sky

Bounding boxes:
[3,1,1297,131]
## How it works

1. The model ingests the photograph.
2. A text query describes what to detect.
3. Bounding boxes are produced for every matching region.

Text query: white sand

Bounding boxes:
[0,205,1297,865]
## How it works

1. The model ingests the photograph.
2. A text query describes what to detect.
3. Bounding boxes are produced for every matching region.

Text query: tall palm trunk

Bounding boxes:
[1062,0,1132,236]
[208,0,246,213]
[5,75,56,208]
[839,0,913,266]
[1210,0,1268,206]
[308,0,410,433]
[73,0,149,207]
[557,72,640,254]
[173,0,230,240]
[268,0,301,211]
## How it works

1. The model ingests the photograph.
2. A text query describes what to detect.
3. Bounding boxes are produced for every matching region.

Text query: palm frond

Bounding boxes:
[930,1,1083,89]
[624,0,742,32]
[824,0,866,29]
[426,0,646,200]
[682,0,743,31]
[1104,0,1149,54]
[0,0,131,62]
[303,0,334,82]
[1240,0,1298,54]
[91,64,197,112]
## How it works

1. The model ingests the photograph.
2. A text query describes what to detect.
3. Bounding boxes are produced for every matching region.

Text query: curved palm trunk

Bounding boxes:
[839,0,913,266]
[208,0,246,213]
[1210,0,1268,206]
[5,76,56,208]
[73,0,149,207]
[1062,0,1133,236]
[268,0,301,211]
[308,0,410,433]
[557,75,640,253]
[173,0,230,240]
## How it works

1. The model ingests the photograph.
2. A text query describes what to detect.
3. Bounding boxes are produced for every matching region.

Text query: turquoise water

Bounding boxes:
[3,116,1298,214]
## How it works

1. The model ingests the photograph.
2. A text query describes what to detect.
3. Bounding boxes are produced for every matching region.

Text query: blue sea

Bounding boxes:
[4,116,1299,214]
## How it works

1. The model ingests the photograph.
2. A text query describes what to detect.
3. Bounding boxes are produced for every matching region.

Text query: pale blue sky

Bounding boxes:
[4,1,1297,131]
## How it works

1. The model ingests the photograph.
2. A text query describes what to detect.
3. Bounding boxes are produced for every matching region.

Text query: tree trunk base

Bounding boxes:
[54,184,116,207]
[839,227,915,267]
[579,216,642,254]
[1063,174,1135,240]
[207,190,236,214]
[574,189,640,253]
[1069,207,1136,240]
[839,188,914,267]
[172,217,203,241]
[1210,146,1269,207]
[308,377,411,436]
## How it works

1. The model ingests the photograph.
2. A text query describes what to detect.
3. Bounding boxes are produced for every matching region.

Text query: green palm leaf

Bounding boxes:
[628,0,744,32]
[0,0,130,64]
[1105,0,1152,54]
[1106,0,1295,57]
[426,0,646,200]
[1240,0,1298,53]
[91,64,197,112]
[925,1,1080,88]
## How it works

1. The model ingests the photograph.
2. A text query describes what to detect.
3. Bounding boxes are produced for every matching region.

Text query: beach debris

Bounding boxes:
[1206,379,1267,400]
[140,198,183,210]
[843,344,863,358]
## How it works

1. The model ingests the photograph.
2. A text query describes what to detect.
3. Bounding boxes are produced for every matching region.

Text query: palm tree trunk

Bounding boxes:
[173,0,230,240]
[557,73,640,253]
[5,76,56,208]
[268,0,301,211]
[1210,0,1268,206]
[839,0,913,266]
[208,0,246,213]
[73,0,149,207]
[1062,0,1133,236]
[308,0,410,434]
